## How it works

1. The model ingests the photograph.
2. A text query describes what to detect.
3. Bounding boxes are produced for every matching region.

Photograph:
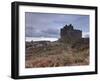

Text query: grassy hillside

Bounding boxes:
[25,38,89,68]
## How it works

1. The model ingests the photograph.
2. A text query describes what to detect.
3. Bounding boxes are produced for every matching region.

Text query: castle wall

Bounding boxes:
[60,24,82,43]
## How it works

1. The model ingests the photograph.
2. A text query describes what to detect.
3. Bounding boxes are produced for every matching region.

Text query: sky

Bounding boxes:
[25,12,89,38]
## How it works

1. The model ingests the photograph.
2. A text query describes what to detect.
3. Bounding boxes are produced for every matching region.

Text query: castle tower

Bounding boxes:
[60,24,82,43]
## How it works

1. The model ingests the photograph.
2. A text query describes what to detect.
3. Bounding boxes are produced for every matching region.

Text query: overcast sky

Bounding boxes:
[25,12,89,38]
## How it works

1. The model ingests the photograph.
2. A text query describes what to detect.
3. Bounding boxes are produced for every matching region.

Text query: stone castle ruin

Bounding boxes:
[60,24,82,43]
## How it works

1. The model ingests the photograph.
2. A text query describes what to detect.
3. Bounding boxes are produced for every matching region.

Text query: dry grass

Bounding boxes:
[25,44,89,68]
[25,38,89,68]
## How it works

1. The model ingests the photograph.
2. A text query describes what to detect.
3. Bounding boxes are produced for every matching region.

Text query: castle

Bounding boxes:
[60,24,82,43]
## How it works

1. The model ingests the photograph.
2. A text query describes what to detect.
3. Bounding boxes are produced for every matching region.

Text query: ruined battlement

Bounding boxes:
[60,24,82,43]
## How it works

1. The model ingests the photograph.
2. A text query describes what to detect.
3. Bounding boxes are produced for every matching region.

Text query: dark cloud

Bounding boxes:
[25,26,59,37]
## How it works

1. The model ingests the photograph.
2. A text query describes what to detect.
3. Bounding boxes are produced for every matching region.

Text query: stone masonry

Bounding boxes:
[60,24,82,43]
